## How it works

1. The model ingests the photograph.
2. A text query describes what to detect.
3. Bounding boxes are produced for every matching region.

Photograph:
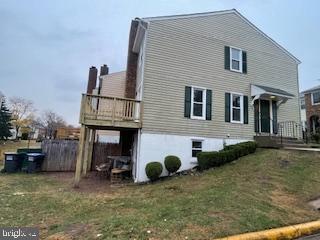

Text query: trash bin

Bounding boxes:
[17,148,42,172]
[26,153,45,173]
[4,152,24,173]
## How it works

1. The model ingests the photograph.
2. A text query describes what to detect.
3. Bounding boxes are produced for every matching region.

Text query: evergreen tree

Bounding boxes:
[0,98,13,140]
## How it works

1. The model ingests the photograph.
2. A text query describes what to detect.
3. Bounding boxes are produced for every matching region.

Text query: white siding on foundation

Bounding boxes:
[135,132,249,182]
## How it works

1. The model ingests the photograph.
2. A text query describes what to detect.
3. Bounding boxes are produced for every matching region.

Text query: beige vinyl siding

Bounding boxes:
[141,12,299,139]
[100,71,126,98]
[97,71,126,139]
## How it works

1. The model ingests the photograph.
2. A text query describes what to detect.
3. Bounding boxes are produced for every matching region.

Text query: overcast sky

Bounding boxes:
[1,0,319,125]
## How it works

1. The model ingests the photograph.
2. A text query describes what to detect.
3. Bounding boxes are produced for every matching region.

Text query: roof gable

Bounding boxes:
[141,9,300,64]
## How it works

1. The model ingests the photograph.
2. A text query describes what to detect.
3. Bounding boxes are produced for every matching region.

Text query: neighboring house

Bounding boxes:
[300,93,307,130]
[301,85,320,133]
[8,126,43,140]
[56,127,81,140]
[75,9,301,185]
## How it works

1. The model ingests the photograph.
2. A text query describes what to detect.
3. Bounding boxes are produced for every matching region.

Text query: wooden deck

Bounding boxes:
[79,94,142,129]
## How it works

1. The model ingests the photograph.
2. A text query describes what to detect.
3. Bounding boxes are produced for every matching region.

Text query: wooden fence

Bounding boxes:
[41,140,121,172]
[91,142,121,168]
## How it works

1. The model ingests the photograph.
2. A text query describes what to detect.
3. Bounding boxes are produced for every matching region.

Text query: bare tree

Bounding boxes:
[9,97,36,139]
[39,110,66,139]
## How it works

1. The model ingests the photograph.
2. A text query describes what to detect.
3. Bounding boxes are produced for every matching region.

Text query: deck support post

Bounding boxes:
[87,129,95,172]
[74,125,87,188]
[82,127,91,177]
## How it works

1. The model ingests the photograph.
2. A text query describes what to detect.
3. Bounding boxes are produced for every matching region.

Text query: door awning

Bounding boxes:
[251,84,295,105]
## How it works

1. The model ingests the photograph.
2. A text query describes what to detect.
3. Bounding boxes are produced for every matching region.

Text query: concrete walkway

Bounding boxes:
[296,233,320,239]
[284,147,320,152]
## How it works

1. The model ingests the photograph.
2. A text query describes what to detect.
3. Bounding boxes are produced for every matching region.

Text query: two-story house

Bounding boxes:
[75,9,301,185]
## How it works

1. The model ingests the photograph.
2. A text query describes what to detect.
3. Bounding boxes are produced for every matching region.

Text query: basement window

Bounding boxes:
[192,140,203,158]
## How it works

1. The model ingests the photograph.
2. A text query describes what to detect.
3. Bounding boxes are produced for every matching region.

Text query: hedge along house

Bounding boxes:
[75,9,301,185]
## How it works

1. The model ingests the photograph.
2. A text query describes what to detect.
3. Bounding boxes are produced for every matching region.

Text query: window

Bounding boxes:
[312,92,320,105]
[300,96,305,109]
[192,140,202,158]
[231,93,243,123]
[230,47,242,72]
[191,87,206,119]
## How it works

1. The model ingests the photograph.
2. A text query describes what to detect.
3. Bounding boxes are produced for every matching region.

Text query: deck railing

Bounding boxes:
[80,94,142,127]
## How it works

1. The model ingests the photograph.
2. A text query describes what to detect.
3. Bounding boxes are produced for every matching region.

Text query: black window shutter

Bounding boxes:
[272,101,277,134]
[242,51,247,74]
[206,89,212,120]
[244,95,248,124]
[254,100,259,132]
[225,92,230,122]
[184,86,191,118]
[224,46,230,70]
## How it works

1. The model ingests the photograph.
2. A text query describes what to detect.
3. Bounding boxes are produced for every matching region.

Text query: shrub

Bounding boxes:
[224,141,257,156]
[145,162,163,181]
[220,149,237,163]
[197,152,213,170]
[197,141,257,171]
[197,151,221,170]
[164,155,181,174]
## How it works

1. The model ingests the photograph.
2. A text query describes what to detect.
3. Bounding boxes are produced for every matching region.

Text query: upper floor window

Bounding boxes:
[230,47,243,72]
[312,91,320,105]
[231,93,243,123]
[191,87,206,120]
[224,46,247,74]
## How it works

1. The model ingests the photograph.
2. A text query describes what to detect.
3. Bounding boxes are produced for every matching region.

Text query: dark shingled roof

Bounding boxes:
[254,84,295,97]
[301,85,320,94]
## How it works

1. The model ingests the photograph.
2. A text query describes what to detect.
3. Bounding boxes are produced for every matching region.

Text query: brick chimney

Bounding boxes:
[125,20,139,98]
[100,64,109,76]
[98,64,109,94]
[86,66,98,94]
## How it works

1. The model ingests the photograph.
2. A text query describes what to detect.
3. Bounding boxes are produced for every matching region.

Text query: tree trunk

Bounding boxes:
[15,126,19,139]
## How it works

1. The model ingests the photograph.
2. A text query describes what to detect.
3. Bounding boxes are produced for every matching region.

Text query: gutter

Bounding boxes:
[132,18,148,53]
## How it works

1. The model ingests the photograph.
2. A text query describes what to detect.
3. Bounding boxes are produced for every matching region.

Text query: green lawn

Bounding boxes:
[0,148,320,239]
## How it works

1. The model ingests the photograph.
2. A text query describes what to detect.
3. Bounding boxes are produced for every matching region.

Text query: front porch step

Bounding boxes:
[275,139,305,145]
[254,136,281,148]
[254,136,307,149]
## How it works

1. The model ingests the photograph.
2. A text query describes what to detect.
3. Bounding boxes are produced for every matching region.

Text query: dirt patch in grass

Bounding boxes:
[179,224,212,240]
[271,188,297,208]
[45,172,116,194]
